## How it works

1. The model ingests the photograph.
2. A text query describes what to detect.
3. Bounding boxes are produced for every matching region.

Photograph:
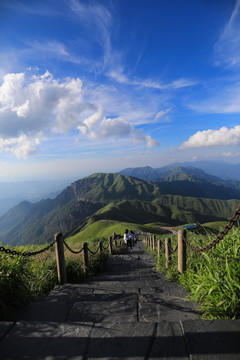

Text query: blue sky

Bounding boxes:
[0,0,240,181]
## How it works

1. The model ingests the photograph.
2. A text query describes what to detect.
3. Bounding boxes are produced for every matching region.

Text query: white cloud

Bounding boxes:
[0,135,40,159]
[78,107,103,135]
[155,108,171,121]
[133,129,160,148]
[180,126,240,149]
[145,135,160,148]
[0,70,163,158]
[189,83,240,114]
[222,151,240,158]
[214,0,240,68]
[90,116,132,140]
[108,70,196,90]
[133,130,146,143]
[0,71,88,138]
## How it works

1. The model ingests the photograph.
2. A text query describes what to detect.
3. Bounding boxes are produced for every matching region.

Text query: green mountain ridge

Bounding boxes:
[119,165,240,191]
[0,171,239,246]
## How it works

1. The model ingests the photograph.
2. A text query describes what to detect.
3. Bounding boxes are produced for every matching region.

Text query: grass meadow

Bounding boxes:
[153,224,240,319]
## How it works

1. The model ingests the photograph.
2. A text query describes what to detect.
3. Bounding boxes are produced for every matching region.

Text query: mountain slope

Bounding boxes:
[119,165,240,194]
[67,197,239,237]
[0,173,161,246]
[1,172,239,246]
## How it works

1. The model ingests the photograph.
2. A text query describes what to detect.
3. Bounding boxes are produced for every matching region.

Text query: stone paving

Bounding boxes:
[0,242,240,359]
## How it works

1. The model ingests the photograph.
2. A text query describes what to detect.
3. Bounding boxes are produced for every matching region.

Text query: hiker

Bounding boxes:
[129,230,135,248]
[123,229,132,250]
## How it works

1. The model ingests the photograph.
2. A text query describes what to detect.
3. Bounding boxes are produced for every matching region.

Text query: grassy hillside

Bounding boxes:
[66,220,131,244]
[119,165,240,193]
[1,172,239,246]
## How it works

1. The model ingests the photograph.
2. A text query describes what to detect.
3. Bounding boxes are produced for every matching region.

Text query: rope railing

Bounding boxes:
[0,240,56,257]
[0,232,123,284]
[145,204,240,274]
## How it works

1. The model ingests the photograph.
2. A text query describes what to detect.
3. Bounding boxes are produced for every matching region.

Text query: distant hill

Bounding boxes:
[118,165,240,193]
[173,160,240,180]
[0,172,239,246]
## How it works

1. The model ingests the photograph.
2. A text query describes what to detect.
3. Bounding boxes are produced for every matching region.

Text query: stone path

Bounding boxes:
[0,242,240,359]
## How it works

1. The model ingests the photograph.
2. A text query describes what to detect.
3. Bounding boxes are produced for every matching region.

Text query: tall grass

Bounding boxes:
[154,227,240,319]
[0,238,116,320]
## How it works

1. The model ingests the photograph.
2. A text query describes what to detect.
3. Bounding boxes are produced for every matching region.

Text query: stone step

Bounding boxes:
[1,320,240,359]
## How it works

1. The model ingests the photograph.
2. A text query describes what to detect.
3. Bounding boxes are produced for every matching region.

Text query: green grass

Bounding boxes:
[67,219,141,244]
[0,232,124,320]
[151,226,240,319]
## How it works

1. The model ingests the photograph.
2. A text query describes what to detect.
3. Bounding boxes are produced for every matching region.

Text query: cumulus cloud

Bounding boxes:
[89,116,132,139]
[0,71,90,138]
[0,70,161,158]
[0,135,40,159]
[0,71,96,157]
[180,126,240,149]
[77,107,103,135]
[133,129,160,148]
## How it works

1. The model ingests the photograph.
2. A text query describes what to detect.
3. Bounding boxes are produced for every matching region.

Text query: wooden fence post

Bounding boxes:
[158,239,161,258]
[55,232,67,284]
[83,242,89,277]
[113,233,117,246]
[165,237,171,269]
[109,236,113,254]
[98,240,103,254]
[178,228,187,274]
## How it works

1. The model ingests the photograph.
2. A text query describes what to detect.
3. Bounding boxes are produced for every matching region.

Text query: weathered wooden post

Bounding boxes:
[158,239,161,258]
[113,233,117,246]
[98,240,103,254]
[108,236,113,254]
[165,237,171,269]
[55,232,67,284]
[83,242,89,277]
[178,228,187,274]
[150,236,152,250]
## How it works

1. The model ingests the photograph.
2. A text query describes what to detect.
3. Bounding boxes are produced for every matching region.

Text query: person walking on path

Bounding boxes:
[123,229,132,251]
[129,230,135,248]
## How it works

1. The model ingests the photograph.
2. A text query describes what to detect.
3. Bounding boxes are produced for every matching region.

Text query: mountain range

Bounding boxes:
[0,166,240,246]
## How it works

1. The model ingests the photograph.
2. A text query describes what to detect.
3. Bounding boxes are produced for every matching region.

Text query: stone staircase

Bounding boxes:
[0,242,239,359]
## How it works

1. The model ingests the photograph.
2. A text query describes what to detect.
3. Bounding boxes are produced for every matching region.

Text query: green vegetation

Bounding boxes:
[0,235,119,320]
[1,172,239,246]
[153,226,240,319]
[0,248,57,320]
[67,219,131,244]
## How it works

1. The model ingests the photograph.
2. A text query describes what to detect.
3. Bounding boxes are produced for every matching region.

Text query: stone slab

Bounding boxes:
[9,297,74,322]
[48,283,94,299]
[149,322,189,359]
[139,294,199,322]
[87,321,156,359]
[68,293,138,322]
[182,319,240,360]
[0,321,94,360]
